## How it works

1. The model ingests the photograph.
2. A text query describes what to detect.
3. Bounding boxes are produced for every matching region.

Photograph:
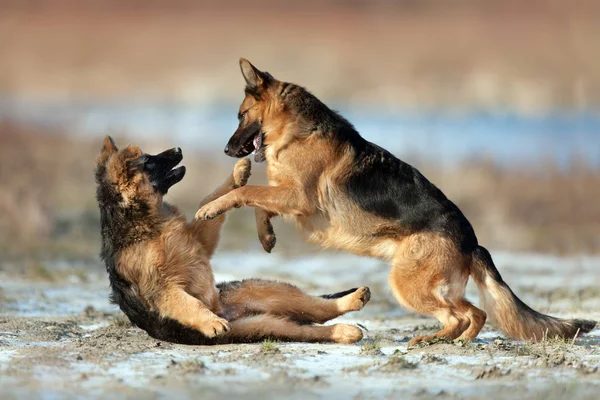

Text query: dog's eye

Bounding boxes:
[238,110,247,120]
[126,155,148,169]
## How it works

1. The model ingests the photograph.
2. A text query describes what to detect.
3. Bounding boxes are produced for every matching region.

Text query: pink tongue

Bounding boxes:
[253,135,259,150]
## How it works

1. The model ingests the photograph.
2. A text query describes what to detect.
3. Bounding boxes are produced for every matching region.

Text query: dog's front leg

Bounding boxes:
[196,158,251,209]
[194,185,310,221]
[189,158,252,257]
[157,286,230,338]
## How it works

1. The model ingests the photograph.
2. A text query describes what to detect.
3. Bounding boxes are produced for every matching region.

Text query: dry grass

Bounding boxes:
[260,339,281,354]
[0,122,598,262]
[421,157,600,254]
[360,339,384,356]
[376,355,418,372]
[0,121,89,245]
[0,1,599,112]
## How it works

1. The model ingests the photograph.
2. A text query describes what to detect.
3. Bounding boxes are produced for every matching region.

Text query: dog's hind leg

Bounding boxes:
[218,314,363,344]
[388,235,475,346]
[454,299,487,342]
[191,158,252,256]
[218,279,370,324]
[389,266,468,346]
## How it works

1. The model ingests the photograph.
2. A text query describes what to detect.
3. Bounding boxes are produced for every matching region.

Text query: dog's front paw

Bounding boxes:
[198,316,230,338]
[257,217,276,253]
[233,158,252,187]
[258,230,276,253]
[195,202,225,220]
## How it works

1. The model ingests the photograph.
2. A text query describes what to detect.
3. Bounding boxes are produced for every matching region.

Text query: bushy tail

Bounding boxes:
[470,246,596,341]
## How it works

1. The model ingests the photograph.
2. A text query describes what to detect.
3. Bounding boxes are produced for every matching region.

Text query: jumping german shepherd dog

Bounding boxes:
[95,136,370,345]
[195,59,596,345]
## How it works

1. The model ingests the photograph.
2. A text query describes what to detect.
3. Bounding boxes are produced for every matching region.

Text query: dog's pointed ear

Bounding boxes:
[103,136,118,153]
[240,58,268,89]
[97,135,118,165]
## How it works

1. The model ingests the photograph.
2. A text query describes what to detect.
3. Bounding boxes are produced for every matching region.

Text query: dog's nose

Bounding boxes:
[174,147,182,154]
[224,145,230,155]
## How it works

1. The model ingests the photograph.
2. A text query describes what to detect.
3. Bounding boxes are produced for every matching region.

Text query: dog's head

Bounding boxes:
[95,136,186,208]
[226,58,328,163]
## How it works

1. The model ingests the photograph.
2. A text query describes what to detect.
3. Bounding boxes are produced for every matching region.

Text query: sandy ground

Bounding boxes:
[1,251,599,399]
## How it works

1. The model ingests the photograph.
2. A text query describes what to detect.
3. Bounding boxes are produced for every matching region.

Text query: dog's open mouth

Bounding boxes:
[145,148,186,194]
[236,132,266,163]
[160,165,186,189]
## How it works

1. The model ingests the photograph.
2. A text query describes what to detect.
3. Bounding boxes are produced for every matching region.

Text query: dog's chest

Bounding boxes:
[265,155,296,185]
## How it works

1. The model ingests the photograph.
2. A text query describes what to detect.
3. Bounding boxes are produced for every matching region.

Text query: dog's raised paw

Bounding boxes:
[356,286,371,305]
[258,231,276,253]
[233,158,252,187]
[194,204,224,220]
[338,286,371,312]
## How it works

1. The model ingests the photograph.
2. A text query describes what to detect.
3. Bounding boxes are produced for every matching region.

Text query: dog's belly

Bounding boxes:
[293,216,399,260]
[319,232,398,260]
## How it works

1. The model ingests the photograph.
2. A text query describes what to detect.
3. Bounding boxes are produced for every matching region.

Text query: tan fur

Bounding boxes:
[194,60,487,344]
[197,107,479,344]
[97,139,370,344]
[219,314,363,345]
[219,280,371,324]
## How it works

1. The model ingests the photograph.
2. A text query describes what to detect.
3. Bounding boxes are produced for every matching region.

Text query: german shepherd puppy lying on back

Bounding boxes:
[195,59,596,345]
[95,136,370,344]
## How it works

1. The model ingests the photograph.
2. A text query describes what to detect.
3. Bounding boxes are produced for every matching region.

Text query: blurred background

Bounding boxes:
[1,0,599,276]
